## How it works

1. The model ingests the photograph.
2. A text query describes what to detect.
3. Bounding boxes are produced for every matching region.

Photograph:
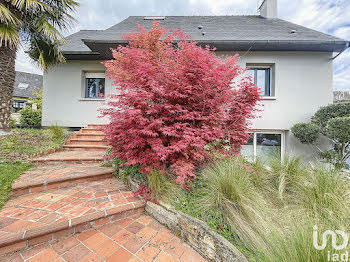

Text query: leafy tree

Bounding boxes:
[292,103,350,169]
[102,22,260,185]
[0,0,79,131]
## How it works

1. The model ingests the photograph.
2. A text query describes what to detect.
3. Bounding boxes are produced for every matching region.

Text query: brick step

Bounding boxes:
[74,133,106,140]
[63,145,108,151]
[32,150,105,165]
[80,128,104,134]
[66,139,107,146]
[87,124,105,129]
[12,164,114,197]
[0,178,145,256]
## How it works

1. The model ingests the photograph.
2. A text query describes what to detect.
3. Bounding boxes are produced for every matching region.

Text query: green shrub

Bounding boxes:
[312,102,350,131]
[326,116,350,143]
[106,154,147,184]
[292,103,350,169]
[291,123,320,144]
[19,107,41,127]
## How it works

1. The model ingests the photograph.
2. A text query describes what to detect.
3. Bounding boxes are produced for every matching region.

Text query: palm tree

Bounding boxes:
[0,0,79,131]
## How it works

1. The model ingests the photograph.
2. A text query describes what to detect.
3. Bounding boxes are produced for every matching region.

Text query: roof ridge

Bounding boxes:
[127,15,260,17]
[15,71,43,77]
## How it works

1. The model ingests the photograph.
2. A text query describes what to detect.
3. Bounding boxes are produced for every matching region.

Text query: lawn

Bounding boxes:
[0,162,32,208]
[0,128,71,208]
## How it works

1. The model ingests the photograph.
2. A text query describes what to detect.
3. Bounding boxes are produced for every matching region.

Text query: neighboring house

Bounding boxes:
[13,71,43,112]
[12,71,43,123]
[334,91,350,103]
[42,0,350,160]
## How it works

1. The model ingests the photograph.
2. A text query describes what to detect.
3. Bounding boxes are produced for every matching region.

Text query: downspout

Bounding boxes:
[332,43,350,60]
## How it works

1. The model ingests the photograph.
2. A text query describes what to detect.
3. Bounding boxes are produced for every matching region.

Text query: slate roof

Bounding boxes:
[61,16,350,59]
[13,71,43,98]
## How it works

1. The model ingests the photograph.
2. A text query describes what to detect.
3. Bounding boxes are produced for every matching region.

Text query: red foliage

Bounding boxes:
[102,21,260,185]
[133,183,157,203]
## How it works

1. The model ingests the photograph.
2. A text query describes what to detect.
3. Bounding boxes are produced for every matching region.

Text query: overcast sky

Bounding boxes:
[16,0,350,91]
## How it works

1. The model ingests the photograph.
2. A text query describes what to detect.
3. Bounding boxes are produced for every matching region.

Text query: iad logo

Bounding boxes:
[313,225,349,261]
[313,225,349,250]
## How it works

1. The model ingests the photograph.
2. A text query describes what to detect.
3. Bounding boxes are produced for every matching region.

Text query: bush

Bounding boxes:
[292,102,350,169]
[19,107,41,127]
[326,116,350,143]
[291,123,320,144]
[102,21,260,185]
[312,102,350,131]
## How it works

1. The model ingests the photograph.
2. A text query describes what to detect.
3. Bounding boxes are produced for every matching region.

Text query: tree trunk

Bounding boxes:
[0,46,17,131]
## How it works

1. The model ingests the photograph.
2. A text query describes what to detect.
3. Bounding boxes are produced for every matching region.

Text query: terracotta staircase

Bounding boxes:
[63,124,108,151]
[0,125,146,257]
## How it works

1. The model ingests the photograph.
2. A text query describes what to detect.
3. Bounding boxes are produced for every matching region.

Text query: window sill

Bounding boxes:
[261,96,276,100]
[79,98,105,101]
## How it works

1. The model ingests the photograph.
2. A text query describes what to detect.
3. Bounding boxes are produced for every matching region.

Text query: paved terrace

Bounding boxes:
[0,125,206,261]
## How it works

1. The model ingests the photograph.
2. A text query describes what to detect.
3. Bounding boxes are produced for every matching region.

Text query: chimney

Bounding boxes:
[259,0,277,18]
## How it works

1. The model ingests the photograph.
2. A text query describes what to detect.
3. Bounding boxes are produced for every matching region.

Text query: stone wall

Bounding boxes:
[145,201,248,262]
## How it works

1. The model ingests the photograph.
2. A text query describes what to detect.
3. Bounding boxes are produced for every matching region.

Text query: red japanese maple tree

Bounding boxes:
[102,21,260,185]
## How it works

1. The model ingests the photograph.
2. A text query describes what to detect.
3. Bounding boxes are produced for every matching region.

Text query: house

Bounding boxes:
[42,0,350,161]
[334,91,350,103]
[13,71,43,112]
[12,71,43,124]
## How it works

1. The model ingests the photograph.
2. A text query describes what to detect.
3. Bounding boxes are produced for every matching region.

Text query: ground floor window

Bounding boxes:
[241,131,284,162]
[84,72,105,99]
[12,100,26,112]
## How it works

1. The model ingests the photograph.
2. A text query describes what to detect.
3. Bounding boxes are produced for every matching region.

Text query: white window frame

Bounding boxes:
[245,130,285,162]
[83,72,106,100]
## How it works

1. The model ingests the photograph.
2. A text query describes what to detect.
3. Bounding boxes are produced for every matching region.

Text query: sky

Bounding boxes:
[16,0,350,91]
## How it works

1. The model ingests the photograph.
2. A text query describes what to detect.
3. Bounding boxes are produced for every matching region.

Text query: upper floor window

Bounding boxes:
[247,67,271,96]
[84,72,105,99]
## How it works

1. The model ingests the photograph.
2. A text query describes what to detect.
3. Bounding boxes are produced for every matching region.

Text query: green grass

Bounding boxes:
[0,128,71,162]
[0,162,32,208]
[172,176,241,245]
[0,128,71,209]
[171,156,350,261]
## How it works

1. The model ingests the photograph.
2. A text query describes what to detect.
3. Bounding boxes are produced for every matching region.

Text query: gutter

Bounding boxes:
[332,42,350,60]
[81,39,349,45]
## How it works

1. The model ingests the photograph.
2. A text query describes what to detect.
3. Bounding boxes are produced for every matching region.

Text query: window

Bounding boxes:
[241,132,284,162]
[246,66,272,97]
[241,135,254,161]
[12,100,26,112]
[84,73,105,99]
[18,83,29,89]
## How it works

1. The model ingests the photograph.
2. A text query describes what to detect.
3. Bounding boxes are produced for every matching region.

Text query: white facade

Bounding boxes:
[42,61,113,127]
[42,51,333,159]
